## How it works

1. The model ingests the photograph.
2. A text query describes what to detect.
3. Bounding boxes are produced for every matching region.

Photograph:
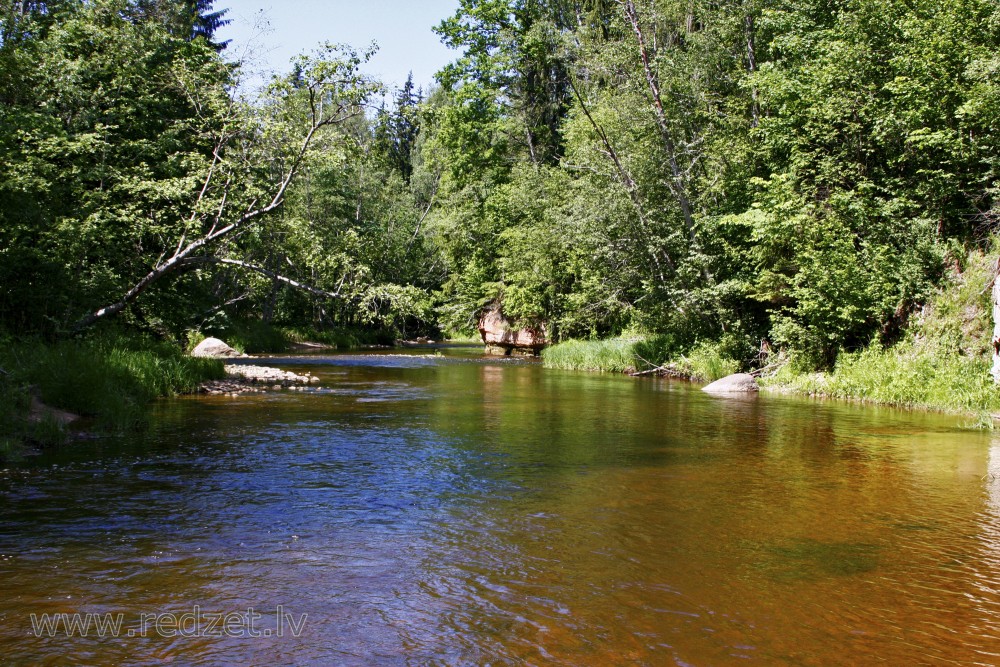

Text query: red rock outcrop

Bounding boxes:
[477,305,546,355]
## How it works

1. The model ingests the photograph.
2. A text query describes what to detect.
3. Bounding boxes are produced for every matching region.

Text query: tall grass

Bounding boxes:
[542,338,640,372]
[765,339,1000,414]
[0,372,32,456]
[683,343,740,382]
[0,333,224,449]
[542,336,738,381]
[765,346,1000,414]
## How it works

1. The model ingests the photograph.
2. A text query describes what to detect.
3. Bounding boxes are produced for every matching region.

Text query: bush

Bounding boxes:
[762,245,1000,417]
[632,334,683,368]
[209,320,291,354]
[682,342,740,382]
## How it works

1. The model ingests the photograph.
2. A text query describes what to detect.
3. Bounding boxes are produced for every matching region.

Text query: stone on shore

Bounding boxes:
[198,364,320,395]
[702,373,759,394]
[28,396,80,426]
[191,337,244,358]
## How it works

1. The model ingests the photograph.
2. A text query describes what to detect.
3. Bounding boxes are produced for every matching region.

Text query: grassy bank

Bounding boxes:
[542,336,739,382]
[544,247,1000,421]
[0,332,224,456]
[763,349,998,416]
[762,247,1000,419]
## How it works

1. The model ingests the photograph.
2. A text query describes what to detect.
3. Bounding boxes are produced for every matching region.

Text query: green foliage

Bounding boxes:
[0,332,224,436]
[768,346,999,415]
[420,0,1000,373]
[0,0,232,333]
[542,335,738,382]
[542,338,640,373]
[0,371,32,457]
[632,334,685,367]
[279,325,387,349]
[208,319,291,354]
[680,343,741,383]
[3,0,1000,409]
[763,245,1000,416]
[184,329,207,353]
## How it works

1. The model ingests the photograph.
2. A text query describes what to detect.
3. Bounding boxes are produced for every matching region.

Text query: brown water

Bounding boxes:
[3,349,1000,666]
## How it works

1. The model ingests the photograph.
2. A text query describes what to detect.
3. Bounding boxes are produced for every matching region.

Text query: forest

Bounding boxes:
[2,0,1000,438]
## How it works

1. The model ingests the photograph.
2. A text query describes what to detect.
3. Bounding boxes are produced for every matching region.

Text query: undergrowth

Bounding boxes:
[763,246,1000,419]
[197,319,394,354]
[0,331,224,455]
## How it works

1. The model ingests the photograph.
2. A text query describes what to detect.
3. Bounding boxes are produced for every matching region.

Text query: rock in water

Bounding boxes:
[478,304,546,355]
[191,337,244,358]
[702,373,759,394]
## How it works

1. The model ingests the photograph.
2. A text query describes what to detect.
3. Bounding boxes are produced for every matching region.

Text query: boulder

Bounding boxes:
[478,305,546,355]
[28,396,80,426]
[191,337,244,358]
[702,373,759,394]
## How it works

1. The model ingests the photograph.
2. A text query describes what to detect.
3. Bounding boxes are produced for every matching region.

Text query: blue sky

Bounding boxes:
[215,0,462,92]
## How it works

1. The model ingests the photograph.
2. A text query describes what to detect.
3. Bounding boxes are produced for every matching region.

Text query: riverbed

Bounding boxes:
[2,348,999,665]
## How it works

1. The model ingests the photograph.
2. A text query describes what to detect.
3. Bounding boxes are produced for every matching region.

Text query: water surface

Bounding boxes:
[2,349,1000,665]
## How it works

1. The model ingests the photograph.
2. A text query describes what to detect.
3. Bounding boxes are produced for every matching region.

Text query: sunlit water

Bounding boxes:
[3,348,1000,665]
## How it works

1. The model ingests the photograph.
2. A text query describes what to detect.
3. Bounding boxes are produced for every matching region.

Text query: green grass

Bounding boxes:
[763,246,1000,419]
[764,346,1000,414]
[682,343,741,382]
[0,331,224,454]
[542,338,641,373]
[440,332,481,343]
[542,336,738,381]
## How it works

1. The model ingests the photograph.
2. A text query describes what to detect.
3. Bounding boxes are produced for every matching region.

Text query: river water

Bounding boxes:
[3,348,1000,665]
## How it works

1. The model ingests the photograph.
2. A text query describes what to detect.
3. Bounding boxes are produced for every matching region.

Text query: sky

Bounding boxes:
[215,0,462,93]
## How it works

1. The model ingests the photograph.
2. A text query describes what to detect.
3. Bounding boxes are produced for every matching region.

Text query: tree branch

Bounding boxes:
[183,257,343,299]
[72,69,366,332]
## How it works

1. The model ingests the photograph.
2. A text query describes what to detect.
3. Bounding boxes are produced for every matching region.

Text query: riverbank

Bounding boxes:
[0,333,224,457]
[0,321,419,458]
[542,249,1000,422]
[544,336,1000,421]
[194,321,396,355]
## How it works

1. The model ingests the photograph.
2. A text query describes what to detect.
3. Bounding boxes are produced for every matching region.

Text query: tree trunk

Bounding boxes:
[745,12,760,128]
[992,265,1000,383]
[622,0,697,248]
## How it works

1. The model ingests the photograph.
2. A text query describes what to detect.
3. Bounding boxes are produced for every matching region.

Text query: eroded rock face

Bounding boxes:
[701,373,760,394]
[478,306,546,354]
[191,337,244,358]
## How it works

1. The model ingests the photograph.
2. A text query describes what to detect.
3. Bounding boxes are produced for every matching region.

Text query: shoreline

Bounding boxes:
[542,338,1000,425]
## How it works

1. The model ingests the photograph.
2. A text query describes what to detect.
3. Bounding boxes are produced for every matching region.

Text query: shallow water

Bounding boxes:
[2,349,1000,665]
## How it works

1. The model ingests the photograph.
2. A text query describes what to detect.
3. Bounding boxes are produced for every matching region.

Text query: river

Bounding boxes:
[2,348,1000,665]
